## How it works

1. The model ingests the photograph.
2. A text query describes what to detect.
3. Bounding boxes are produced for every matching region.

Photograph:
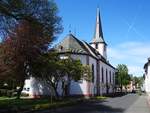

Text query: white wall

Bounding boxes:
[98,44,107,59]
[99,61,115,94]
[90,43,107,59]
[22,54,115,97]
[23,77,51,97]
[70,54,96,96]
[145,63,150,93]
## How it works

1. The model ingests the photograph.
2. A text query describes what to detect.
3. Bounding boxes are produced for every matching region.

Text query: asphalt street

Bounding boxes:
[35,94,150,113]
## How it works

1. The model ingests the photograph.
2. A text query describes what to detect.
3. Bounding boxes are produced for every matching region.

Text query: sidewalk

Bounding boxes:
[147,93,150,106]
[124,95,150,113]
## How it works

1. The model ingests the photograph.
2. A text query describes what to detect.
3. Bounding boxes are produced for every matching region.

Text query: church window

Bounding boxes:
[106,69,108,84]
[92,64,94,82]
[101,67,104,83]
[109,71,111,83]
[113,72,115,84]
[95,43,98,49]
[86,56,89,65]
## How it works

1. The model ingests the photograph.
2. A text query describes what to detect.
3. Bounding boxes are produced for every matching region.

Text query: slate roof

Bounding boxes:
[55,34,101,57]
[55,34,89,54]
[55,33,115,69]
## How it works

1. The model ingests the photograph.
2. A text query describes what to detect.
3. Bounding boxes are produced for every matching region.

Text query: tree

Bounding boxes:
[60,55,83,96]
[32,52,64,98]
[32,53,84,98]
[115,64,130,92]
[0,0,62,40]
[82,65,92,82]
[0,0,62,99]
[132,76,144,88]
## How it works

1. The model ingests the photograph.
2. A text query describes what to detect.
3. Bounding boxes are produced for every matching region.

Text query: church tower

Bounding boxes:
[90,8,107,59]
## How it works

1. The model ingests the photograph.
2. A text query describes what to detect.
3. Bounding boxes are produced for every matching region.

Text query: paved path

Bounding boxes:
[124,94,150,113]
[34,94,150,113]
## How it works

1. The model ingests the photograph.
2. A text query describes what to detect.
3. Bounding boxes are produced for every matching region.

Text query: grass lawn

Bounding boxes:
[0,96,107,112]
[94,96,108,100]
[0,96,84,112]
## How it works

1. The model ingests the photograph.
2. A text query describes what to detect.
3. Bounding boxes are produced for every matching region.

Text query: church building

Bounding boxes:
[55,8,116,96]
[22,8,116,97]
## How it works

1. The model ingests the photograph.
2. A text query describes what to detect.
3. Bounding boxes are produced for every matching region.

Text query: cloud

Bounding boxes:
[107,48,126,60]
[128,65,144,76]
[108,41,150,76]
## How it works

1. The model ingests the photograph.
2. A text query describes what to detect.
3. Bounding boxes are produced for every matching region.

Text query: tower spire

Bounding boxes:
[92,7,105,43]
[90,7,107,59]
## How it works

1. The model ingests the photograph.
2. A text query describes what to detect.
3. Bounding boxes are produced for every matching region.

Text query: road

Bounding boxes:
[35,94,150,113]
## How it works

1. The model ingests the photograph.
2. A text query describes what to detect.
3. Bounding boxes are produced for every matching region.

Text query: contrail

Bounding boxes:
[123,4,143,40]
[124,19,144,40]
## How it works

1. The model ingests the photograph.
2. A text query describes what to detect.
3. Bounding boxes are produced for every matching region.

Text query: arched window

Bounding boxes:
[113,72,115,84]
[101,67,104,83]
[92,64,94,82]
[109,71,111,83]
[106,69,108,84]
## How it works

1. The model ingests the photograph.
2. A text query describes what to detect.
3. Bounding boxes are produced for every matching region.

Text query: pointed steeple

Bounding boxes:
[92,8,106,44]
[90,7,107,59]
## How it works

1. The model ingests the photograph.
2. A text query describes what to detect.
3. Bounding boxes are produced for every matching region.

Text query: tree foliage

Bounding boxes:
[132,76,144,88]
[115,64,130,91]
[0,0,62,40]
[32,53,84,98]
[0,0,62,99]
[82,65,92,82]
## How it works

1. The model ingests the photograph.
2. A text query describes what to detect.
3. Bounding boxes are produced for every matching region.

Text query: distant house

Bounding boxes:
[144,58,150,93]
[126,81,135,92]
[22,8,116,97]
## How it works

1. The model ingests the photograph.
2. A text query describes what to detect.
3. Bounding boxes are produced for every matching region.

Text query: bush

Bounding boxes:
[0,89,16,97]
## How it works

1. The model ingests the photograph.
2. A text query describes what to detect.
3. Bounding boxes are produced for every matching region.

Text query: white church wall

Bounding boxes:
[22,54,115,97]
[100,61,115,94]
[89,56,97,95]
[70,80,93,96]
[67,54,95,95]
[98,44,105,59]
[23,77,52,97]
[145,63,150,93]
[69,54,97,95]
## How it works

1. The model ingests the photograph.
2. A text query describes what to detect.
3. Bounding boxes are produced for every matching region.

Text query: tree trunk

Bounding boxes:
[66,80,71,97]
[16,83,24,99]
[61,81,65,97]
[54,88,59,99]
[51,84,59,99]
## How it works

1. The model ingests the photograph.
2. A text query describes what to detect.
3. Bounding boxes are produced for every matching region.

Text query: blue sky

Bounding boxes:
[55,0,150,77]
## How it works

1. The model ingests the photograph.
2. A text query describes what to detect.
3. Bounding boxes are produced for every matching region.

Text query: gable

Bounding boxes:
[56,34,89,54]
